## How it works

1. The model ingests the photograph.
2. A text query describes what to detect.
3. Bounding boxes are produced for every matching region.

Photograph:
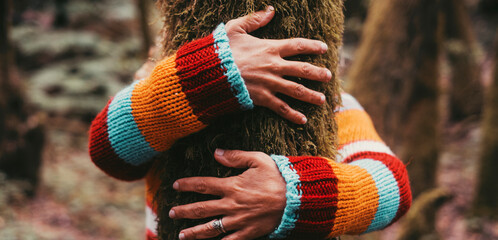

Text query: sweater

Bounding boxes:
[88,24,412,240]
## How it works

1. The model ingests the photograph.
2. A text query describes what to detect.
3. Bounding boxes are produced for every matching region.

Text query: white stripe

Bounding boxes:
[337,140,395,162]
[146,206,158,236]
[335,93,364,113]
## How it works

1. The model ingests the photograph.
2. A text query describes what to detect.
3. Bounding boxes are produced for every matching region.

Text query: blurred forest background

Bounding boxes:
[0,0,497,239]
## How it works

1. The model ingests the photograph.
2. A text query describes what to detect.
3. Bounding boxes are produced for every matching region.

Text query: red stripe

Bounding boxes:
[287,156,338,239]
[344,151,412,224]
[175,34,240,123]
[146,229,157,240]
[88,99,151,181]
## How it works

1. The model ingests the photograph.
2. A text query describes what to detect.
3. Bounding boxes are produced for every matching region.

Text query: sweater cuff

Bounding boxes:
[269,155,338,239]
[212,23,253,110]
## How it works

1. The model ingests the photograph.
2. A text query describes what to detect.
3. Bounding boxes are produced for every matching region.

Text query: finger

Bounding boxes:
[170,199,229,219]
[214,149,267,169]
[226,6,275,34]
[174,177,227,196]
[255,91,307,124]
[281,60,332,82]
[276,38,328,57]
[180,217,238,240]
[273,80,326,106]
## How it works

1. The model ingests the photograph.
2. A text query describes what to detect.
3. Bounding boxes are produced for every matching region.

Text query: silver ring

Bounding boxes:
[212,218,226,233]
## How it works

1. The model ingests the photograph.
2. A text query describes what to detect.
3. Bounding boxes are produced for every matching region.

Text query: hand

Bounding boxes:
[169,149,287,240]
[226,6,331,124]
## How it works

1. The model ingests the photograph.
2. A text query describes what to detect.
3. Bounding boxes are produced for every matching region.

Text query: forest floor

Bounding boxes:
[1,0,497,239]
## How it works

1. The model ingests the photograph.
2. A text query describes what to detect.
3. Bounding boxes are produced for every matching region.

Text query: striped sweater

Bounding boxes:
[88,24,411,239]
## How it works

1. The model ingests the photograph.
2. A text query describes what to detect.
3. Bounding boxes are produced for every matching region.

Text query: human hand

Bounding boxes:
[226,6,331,124]
[169,149,287,240]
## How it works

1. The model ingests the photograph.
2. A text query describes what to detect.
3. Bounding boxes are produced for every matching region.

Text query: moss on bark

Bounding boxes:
[153,0,344,239]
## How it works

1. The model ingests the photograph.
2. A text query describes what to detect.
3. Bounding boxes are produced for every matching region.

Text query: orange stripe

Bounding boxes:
[327,161,379,236]
[131,55,207,152]
[336,109,382,146]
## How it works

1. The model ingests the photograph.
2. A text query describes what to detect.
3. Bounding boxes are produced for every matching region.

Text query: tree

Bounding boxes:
[348,0,443,197]
[473,34,498,218]
[0,0,45,197]
[443,0,483,122]
[153,0,343,239]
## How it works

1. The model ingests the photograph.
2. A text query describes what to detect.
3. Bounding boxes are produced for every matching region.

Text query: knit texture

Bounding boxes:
[269,93,412,239]
[89,24,252,180]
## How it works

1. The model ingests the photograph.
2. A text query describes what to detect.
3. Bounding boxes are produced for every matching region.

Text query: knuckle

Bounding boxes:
[268,61,281,72]
[265,46,278,55]
[279,103,290,114]
[293,84,306,98]
[250,13,263,24]
[295,39,305,52]
[193,204,206,218]
[301,64,311,76]
[195,180,208,193]
[204,222,216,233]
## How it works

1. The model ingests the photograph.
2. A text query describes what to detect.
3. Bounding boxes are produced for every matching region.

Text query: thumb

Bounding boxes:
[214,149,263,168]
[227,6,275,34]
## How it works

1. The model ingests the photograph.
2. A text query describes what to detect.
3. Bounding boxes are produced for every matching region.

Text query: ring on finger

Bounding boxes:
[212,218,227,233]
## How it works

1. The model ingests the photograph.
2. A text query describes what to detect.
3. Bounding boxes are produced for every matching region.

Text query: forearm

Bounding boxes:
[270,93,412,239]
[88,24,252,181]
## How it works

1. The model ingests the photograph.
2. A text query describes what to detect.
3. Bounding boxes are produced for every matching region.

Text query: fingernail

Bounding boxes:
[169,209,176,218]
[301,116,307,124]
[173,181,179,190]
[267,6,275,12]
[326,69,332,80]
[320,95,326,103]
[179,232,185,240]
[321,42,328,52]
[215,148,225,156]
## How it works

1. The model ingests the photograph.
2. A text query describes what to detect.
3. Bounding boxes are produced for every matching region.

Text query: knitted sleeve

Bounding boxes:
[269,93,412,239]
[88,24,253,181]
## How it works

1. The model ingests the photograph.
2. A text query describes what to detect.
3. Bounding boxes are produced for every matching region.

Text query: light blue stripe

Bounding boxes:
[213,23,254,110]
[269,155,302,239]
[349,159,400,232]
[336,93,364,113]
[107,82,158,166]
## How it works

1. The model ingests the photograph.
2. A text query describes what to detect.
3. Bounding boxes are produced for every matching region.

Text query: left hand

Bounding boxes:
[169,149,287,240]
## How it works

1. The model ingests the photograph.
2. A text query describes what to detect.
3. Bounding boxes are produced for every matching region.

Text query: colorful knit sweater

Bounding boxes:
[88,24,411,239]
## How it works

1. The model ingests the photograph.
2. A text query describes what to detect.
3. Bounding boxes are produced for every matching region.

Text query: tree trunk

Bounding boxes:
[348,0,443,197]
[472,34,498,218]
[154,0,343,239]
[0,0,45,197]
[136,0,152,58]
[443,0,483,122]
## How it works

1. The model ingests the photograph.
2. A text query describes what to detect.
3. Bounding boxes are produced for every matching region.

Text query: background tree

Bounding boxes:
[0,0,45,197]
[473,33,498,218]
[348,0,443,197]
[443,0,483,122]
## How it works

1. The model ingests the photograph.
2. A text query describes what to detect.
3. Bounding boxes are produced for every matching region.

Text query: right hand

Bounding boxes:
[227,6,331,124]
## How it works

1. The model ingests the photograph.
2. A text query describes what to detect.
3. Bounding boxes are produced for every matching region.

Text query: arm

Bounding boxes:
[89,23,252,181]
[171,93,412,240]
[89,8,331,181]
[270,93,412,239]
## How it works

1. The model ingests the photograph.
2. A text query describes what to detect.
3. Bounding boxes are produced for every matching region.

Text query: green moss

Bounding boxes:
[154,1,344,239]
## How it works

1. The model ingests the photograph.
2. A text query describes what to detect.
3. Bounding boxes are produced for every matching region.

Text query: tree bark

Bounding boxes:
[473,34,498,218]
[443,0,483,122]
[348,0,443,197]
[136,0,152,58]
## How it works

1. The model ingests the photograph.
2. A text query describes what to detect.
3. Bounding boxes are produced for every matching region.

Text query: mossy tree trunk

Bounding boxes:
[443,0,483,122]
[0,0,45,197]
[348,0,443,197]
[472,34,498,218]
[154,1,343,239]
